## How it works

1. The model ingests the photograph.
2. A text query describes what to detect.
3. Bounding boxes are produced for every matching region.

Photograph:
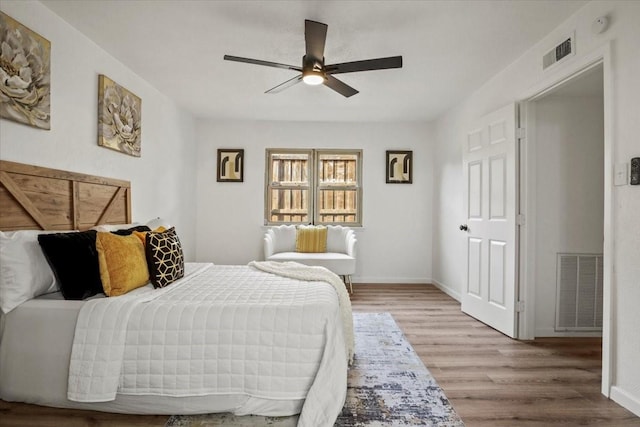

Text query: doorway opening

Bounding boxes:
[530,65,604,338]
[519,59,610,394]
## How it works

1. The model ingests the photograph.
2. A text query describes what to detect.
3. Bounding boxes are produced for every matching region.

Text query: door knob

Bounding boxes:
[459,224,468,231]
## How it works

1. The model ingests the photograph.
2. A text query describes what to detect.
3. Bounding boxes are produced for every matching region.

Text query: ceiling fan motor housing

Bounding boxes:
[303,55,324,72]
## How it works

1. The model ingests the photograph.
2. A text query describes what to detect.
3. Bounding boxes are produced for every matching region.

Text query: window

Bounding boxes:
[265,149,362,226]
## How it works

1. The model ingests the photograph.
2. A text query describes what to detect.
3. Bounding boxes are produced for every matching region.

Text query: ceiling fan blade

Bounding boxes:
[265,75,303,94]
[326,56,403,74]
[223,55,301,72]
[324,75,359,98]
[305,20,328,61]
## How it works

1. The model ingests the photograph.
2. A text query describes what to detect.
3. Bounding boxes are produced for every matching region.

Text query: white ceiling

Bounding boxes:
[42,0,587,123]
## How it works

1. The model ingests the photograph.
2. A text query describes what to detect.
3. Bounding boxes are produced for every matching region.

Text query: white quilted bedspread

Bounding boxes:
[67,263,349,427]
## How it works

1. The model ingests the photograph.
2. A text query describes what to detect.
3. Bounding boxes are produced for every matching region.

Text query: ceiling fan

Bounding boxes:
[223,19,403,98]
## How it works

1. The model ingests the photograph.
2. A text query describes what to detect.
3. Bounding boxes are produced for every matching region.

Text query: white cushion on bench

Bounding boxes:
[267,252,356,275]
[264,225,356,277]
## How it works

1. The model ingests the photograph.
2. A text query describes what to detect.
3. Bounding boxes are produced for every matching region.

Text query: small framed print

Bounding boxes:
[217,149,244,182]
[386,150,412,184]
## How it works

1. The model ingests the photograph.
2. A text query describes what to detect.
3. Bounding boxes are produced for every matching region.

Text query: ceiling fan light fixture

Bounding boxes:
[302,70,325,85]
[224,20,402,97]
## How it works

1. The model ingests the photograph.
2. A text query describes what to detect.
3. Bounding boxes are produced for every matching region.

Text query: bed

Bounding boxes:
[0,161,352,427]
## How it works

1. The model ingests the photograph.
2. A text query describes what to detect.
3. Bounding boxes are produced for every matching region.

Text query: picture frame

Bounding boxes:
[0,12,51,130]
[217,149,244,182]
[98,75,142,157]
[386,150,413,184]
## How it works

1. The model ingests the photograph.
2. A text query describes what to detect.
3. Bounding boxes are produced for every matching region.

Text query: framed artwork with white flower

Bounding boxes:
[0,12,51,130]
[98,75,141,157]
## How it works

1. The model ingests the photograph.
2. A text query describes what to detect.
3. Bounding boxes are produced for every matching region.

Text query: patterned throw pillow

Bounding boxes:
[145,227,184,288]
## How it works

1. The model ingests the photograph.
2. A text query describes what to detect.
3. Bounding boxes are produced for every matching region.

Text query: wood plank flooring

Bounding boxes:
[352,284,639,427]
[1,284,638,426]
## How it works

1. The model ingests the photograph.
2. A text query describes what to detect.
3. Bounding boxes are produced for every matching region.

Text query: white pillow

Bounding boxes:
[146,217,172,230]
[0,230,73,313]
[270,225,296,253]
[326,225,348,253]
[91,222,142,232]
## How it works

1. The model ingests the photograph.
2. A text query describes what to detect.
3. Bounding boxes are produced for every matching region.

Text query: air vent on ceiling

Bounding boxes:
[543,32,575,70]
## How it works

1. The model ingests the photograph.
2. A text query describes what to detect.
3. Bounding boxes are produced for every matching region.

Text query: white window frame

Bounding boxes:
[265,148,363,226]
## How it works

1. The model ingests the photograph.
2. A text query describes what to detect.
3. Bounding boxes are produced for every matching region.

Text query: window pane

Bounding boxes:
[317,189,358,224]
[267,150,311,224]
[270,188,309,223]
[271,153,309,185]
[266,149,361,226]
[318,153,358,186]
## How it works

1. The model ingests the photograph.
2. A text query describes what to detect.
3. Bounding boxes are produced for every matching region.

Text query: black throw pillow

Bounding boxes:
[110,225,151,236]
[38,230,103,300]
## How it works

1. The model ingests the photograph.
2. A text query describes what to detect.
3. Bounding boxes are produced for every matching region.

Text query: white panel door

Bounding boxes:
[461,103,517,338]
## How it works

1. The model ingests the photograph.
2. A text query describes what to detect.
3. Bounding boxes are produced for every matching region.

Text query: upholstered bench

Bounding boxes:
[263,225,357,293]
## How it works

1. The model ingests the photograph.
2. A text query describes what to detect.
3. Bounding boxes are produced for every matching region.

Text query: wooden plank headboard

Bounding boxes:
[0,160,131,231]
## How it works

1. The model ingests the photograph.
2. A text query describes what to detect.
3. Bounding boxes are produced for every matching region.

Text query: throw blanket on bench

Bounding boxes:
[248,261,354,364]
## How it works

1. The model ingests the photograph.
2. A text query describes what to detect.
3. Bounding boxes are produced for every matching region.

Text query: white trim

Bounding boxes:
[534,328,602,338]
[431,278,462,302]
[521,44,608,101]
[517,101,536,340]
[600,45,614,399]
[517,42,613,397]
[353,277,432,285]
[610,386,640,418]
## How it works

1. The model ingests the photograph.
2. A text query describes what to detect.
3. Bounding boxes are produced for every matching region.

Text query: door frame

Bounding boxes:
[516,43,613,397]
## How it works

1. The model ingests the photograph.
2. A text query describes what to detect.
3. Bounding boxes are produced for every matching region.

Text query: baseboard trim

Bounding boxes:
[431,279,461,302]
[534,328,603,338]
[353,277,432,284]
[610,386,640,417]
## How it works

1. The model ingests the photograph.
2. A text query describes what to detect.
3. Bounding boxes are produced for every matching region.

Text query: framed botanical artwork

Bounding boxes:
[386,150,413,184]
[98,75,141,157]
[0,12,51,130]
[217,149,244,182]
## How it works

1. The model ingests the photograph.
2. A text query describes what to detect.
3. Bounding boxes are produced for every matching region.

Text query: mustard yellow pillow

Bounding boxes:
[96,232,149,297]
[133,226,166,246]
[295,226,327,253]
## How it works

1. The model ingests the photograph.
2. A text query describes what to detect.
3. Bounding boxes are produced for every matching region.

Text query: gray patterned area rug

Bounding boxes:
[166,312,463,426]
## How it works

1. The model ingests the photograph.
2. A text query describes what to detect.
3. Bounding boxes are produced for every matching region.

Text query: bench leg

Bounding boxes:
[340,275,353,294]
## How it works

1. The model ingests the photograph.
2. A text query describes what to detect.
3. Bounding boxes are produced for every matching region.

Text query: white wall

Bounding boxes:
[4,0,638,416]
[534,95,604,337]
[431,109,465,300]
[0,1,198,259]
[195,120,433,283]
[432,0,640,415]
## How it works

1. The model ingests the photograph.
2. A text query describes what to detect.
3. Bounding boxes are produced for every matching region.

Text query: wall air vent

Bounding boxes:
[543,32,575,70]
[555,253,603,332]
